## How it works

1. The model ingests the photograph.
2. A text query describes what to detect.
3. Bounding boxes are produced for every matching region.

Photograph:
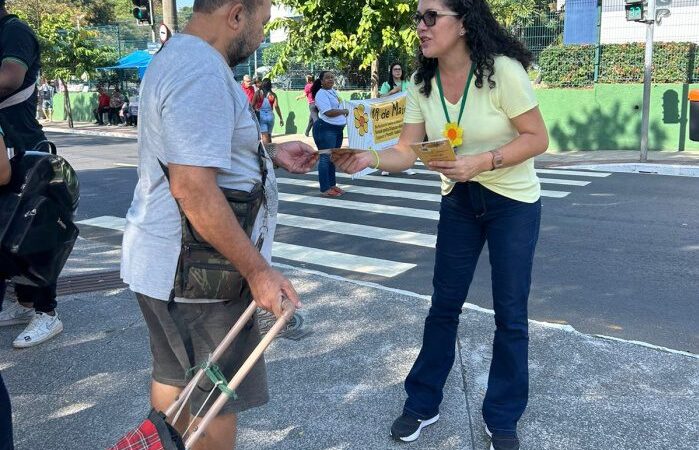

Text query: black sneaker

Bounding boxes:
[485,425,520,450]
[390,413,439,442]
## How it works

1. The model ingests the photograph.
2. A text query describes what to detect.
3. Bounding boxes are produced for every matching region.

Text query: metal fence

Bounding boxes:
[538,0,699,87]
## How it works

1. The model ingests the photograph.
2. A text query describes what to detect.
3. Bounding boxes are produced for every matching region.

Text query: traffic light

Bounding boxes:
[625,0,645,22]
[132,0,153,25]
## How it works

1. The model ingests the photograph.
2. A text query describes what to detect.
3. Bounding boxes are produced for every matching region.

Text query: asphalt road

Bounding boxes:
[50,132,699,353]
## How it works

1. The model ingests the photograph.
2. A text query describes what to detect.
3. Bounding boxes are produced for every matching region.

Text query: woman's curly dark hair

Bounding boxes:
[414,0,532,97]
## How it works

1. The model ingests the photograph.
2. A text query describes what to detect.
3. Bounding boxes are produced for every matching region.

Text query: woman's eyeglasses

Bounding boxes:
[413,10,461,27]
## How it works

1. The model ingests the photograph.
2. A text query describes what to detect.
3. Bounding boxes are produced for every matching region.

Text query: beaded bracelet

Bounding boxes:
[370,148,380,170]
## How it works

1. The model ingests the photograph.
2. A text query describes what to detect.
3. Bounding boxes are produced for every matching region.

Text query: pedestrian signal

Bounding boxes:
[625,0,646,22]
[132,0,153,25]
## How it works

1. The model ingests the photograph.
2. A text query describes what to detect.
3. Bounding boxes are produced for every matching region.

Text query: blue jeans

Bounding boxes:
[312,119,343,192]
[403,182,541,437]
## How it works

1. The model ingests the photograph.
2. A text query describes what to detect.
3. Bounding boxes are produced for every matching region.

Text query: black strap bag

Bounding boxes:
[0,142,80,286]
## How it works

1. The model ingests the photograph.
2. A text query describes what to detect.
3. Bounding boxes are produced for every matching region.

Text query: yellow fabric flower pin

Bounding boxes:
[443,122,463,147]
[354,104,369,137]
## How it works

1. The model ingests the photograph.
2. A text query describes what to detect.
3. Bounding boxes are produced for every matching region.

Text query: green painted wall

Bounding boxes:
[50,85,699,152]
[52,92,98,122]
[537,83,699,152]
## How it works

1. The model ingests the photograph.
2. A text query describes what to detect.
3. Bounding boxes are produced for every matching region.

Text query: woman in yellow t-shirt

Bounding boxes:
[333,0,548,447]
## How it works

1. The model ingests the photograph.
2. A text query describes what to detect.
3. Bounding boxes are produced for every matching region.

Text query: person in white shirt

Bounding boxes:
[38,78,55,122]
[311,71,349,197]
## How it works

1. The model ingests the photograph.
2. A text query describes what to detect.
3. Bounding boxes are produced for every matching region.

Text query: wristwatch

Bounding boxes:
[489,149,504,170]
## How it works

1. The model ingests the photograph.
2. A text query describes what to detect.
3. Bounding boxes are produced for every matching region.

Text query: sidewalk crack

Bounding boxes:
[456,332,477,450]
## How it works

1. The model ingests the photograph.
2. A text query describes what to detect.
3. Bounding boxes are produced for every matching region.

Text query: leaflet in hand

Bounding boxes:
[410,139,456,164]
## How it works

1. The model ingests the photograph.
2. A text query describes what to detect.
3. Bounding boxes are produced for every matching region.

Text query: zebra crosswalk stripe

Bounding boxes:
[278,193,440,220]
[75,215,421,277]
[310,171,590,187]
[271,242,416,277]
[278,213,436,248]
[411,163,610,178]
[277,177,570,199]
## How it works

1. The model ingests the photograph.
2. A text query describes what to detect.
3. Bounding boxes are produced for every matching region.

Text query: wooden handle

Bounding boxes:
[184,300,296,449]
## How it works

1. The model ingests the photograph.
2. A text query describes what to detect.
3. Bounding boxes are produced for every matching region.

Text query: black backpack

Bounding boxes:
[0,142,80,286]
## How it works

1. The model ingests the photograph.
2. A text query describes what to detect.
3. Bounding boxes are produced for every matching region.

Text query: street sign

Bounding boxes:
[159,23,172,44]
[147,42,160,55]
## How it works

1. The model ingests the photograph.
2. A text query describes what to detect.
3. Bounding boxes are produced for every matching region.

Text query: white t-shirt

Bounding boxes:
[120,34,278,302]
[315,88,346,126]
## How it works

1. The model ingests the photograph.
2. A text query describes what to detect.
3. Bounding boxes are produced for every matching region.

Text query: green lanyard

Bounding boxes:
[435,64,475,126]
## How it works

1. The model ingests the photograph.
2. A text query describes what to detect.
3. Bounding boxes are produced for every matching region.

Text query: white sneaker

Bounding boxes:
[404,169,416,175]
[380,171,390,176]
[13,312,63,348]
[0,301,35,326]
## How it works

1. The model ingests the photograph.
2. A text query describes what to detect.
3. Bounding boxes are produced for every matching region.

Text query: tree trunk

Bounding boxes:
[61,79,74,128]
[371,59,379,99]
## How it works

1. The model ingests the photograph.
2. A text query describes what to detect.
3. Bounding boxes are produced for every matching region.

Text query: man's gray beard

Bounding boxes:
[226,36,258,68]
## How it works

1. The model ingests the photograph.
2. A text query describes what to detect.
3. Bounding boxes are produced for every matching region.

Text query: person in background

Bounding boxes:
[93,87,110,125]
[311,70,348,197]
[118,98,129,126]
[38,78,54,122]
[253,77,284,144]
[0,0,64,349]
[241,74,255,104]
[378,62,416,176]
[0,125,14,450]
[379,62,410,97]
[296,74,317,137]
[127,90,139,126]
[333,1,548,448]
[108,86,126,126]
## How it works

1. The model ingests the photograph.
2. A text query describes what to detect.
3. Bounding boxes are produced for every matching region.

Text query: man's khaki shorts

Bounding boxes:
[136,293,269,416]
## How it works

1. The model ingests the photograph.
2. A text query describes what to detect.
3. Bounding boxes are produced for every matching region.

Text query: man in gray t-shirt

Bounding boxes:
[120,1,317,447]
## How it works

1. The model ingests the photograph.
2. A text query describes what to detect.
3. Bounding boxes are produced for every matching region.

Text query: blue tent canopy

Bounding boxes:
[99,50,152,78]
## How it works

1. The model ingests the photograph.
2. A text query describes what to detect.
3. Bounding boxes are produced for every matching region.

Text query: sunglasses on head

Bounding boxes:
[413,9,462,27]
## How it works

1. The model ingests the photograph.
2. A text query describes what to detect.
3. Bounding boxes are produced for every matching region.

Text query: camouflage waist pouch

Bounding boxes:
[173,182,265,301]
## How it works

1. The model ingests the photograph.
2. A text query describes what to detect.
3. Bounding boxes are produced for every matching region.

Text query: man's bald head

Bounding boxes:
[193,0,256,14]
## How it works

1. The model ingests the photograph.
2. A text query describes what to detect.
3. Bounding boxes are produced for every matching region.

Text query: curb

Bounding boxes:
[43,126,137,140]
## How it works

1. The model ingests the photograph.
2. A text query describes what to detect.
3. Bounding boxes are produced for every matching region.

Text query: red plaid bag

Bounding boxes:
[108,410,184,450]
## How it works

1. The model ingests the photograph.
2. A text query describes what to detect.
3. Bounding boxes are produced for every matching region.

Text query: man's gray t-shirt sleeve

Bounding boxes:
[161,74,234,169]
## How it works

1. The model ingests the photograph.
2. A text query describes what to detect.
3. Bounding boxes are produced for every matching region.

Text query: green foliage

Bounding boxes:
[178,6,193,29]
[268,1,418,78]
[262,42,286,67]
[539,45,595,87]
[9,2,117,81]
[489,0,537,28]
[540,43,699,87]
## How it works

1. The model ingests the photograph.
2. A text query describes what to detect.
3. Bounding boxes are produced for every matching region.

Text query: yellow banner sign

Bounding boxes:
[370,96,407,144]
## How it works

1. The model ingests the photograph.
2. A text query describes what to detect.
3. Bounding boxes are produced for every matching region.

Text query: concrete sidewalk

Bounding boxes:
[1,237,697,449]
[43,120,699,167]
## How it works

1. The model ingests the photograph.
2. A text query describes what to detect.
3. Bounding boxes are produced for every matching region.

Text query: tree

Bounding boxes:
[489,0,538,28]
[269,1,418,97]
[178,5,193,30]
[9,2,117,126]
[44,25,117,127]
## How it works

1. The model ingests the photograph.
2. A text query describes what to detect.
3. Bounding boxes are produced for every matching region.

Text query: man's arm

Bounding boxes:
[0,135,10,185]
[0,59,27,98]
[167,164,300,315]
